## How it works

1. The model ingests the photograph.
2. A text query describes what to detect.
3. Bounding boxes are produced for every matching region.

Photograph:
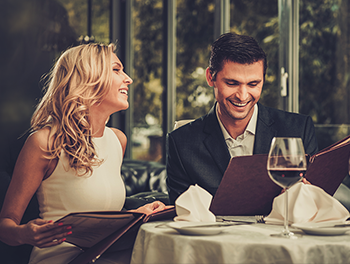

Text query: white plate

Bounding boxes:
[292,222,350,236]
[167,222,233,236]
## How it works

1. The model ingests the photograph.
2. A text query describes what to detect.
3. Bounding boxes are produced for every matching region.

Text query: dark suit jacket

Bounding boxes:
[166,102,319,204]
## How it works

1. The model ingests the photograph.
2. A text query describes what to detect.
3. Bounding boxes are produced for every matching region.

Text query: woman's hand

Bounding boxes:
[19,218,72,248]
[132,201,168,216]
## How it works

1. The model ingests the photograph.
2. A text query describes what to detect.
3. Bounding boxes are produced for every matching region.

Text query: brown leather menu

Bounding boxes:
[209,154,281,216]
[58,211,144,250]
[64,207,176,264]
[209,135,350,216]
[306,135,350,195]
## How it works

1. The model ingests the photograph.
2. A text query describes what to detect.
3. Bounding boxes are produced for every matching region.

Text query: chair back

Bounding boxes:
[173,119,194,130]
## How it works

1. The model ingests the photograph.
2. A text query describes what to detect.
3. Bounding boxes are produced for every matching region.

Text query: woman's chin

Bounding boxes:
[117,102,129,111]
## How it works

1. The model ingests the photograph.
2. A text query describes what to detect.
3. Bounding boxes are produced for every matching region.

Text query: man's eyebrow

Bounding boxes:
[222,78,239,82]
[248,79,263,83]
[222,78,262,83]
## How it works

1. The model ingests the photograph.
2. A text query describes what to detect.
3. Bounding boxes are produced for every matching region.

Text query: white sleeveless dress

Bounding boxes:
[29,127,126,264]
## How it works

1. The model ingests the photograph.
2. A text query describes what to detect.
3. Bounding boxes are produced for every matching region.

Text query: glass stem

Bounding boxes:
[284,188,289,234]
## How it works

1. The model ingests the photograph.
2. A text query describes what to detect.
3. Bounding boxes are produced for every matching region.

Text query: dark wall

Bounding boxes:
[0,0,77,173]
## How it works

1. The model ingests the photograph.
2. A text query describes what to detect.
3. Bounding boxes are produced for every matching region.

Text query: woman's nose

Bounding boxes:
[124,72,133,84]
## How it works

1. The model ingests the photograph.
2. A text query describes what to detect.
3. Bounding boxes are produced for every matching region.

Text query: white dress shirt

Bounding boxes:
[216,104,258,157]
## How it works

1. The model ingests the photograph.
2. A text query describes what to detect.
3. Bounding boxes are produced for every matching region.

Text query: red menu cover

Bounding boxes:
[210,136,350,216]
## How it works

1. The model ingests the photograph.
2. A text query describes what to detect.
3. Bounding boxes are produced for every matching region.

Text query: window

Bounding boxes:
[299,0,350,149]
[229,0,279,109]
[1,0,348,168]
[130,0,164,161]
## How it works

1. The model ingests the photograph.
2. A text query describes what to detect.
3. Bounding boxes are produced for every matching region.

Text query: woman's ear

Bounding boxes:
[205,67,214,87]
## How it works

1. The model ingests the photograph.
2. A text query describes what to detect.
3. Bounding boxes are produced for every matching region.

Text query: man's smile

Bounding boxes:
[231,101,249,107]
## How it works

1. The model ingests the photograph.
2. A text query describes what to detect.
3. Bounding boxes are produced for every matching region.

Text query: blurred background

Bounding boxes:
[0,0,349,168]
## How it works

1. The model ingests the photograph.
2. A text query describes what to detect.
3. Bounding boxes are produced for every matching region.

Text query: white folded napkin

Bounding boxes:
[174,184,216,222]
[265,182,350,225]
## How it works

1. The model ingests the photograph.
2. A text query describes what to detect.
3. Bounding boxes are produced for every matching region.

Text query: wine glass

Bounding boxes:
[267,137,307,239]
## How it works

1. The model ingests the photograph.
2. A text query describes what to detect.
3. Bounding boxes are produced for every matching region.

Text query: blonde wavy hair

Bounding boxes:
[31,43,116,176]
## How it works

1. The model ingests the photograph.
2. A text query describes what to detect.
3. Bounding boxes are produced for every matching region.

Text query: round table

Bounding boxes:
[130,219,350,264]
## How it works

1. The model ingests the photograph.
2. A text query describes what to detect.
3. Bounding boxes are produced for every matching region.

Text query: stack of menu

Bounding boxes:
[56,207,176,264]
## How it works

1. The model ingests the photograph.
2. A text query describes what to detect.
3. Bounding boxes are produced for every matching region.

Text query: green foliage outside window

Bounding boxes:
[0,0,348,162]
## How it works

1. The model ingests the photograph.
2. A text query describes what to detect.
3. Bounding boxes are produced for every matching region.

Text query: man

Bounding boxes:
[166,32,318,204]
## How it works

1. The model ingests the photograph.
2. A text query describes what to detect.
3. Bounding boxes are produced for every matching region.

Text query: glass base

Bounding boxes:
[270,230,302,239]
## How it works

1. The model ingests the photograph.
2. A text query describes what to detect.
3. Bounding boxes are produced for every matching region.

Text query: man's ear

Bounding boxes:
[205,67,214,87]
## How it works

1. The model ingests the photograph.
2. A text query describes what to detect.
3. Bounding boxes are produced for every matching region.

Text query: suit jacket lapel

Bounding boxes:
[253,103,277,154]
[201,103,277,173]
[203,104,231,175]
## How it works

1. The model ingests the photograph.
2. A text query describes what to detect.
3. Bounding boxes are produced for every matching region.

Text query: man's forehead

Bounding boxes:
[219,60,264,77]
[222,59,264,68]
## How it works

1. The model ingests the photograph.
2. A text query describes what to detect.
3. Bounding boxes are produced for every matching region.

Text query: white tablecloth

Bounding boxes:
[131,219,350,264]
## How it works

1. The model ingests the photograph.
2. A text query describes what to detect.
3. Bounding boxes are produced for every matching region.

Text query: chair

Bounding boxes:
[173,119,194,130]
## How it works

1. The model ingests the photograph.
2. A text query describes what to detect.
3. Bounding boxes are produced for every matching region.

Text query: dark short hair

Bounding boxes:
[209,32,267,80]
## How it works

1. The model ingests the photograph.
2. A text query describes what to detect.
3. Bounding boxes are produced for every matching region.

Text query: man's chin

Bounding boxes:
[229,113,250,121]
[227,107,254,121]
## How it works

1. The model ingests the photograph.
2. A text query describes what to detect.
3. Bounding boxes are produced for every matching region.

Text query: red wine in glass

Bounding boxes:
[267,137,307,239]
[268,168,306,188]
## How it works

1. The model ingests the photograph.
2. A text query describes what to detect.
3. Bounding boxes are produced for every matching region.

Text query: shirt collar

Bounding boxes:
[246,104,258,135]
[216,103,258,141]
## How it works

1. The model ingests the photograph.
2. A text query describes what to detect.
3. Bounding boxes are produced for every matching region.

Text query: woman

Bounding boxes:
[0,43,166,263]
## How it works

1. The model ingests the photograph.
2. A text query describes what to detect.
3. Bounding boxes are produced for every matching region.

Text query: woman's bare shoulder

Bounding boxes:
[26,127,51,152]
[12,127,55,183]
[109,127,127,154]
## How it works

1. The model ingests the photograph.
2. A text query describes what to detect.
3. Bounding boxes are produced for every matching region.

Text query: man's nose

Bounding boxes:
[235,85,248,101]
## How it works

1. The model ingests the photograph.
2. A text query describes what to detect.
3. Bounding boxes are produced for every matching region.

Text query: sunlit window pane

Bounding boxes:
[299,0,350,149]
[230,0,279,108]
[131,0,164,161]
[175,0,215,121]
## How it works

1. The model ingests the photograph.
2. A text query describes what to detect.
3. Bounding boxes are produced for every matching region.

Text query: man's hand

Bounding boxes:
[302,178,311,185]
[281,178,311,194]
